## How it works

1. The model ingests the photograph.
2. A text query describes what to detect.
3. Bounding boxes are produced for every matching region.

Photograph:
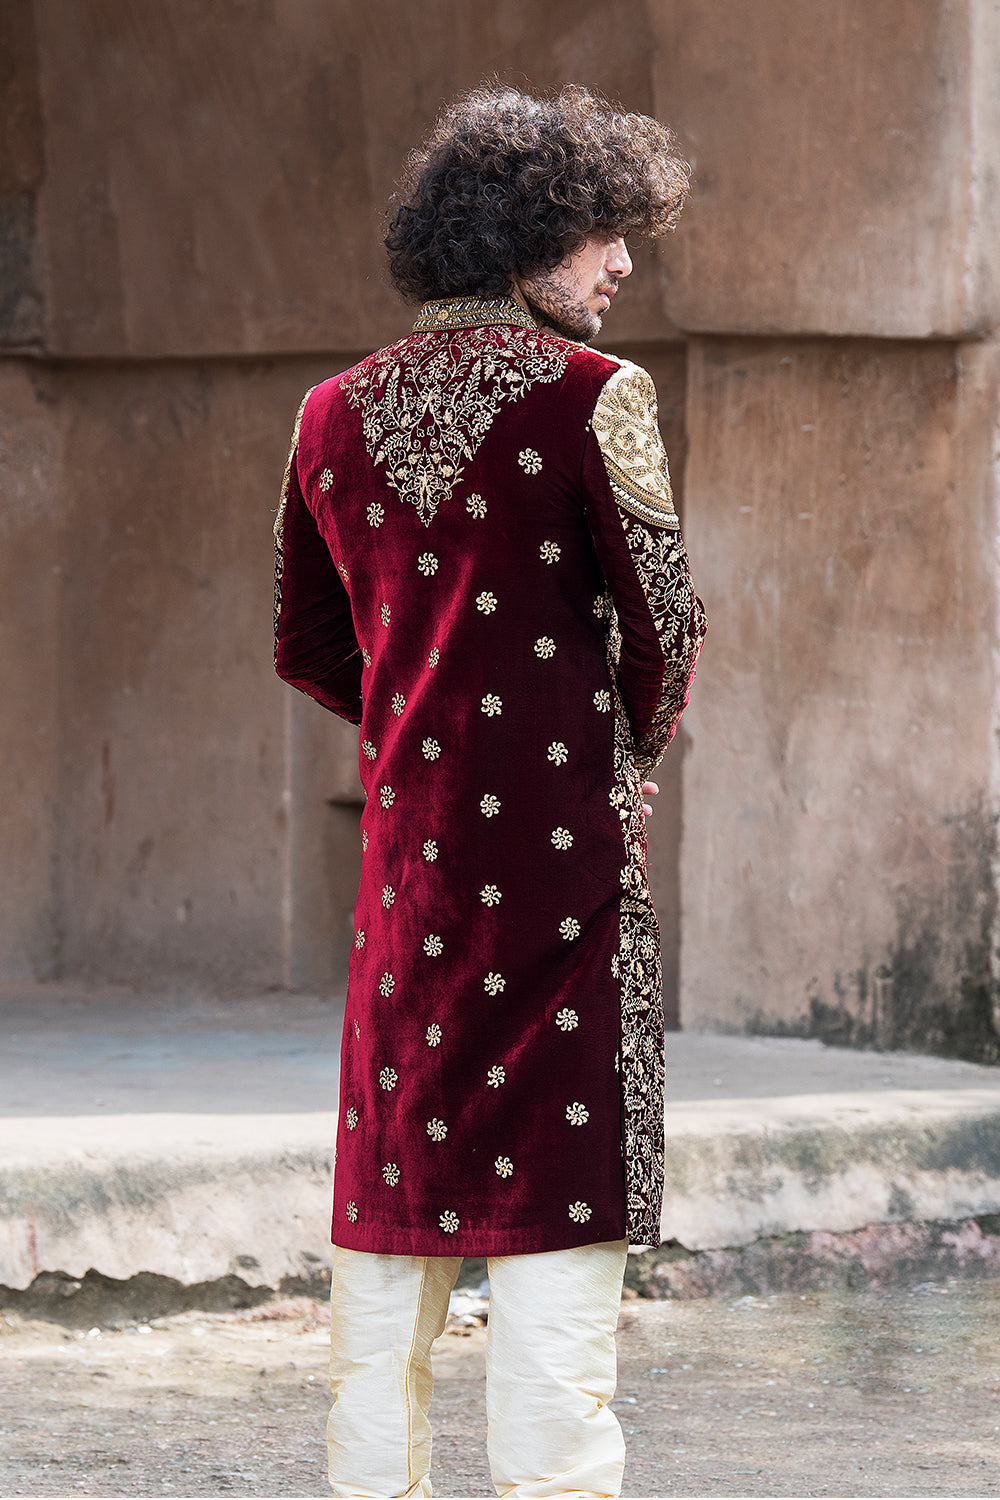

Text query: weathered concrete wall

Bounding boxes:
[681,338,1000,1059]
[0,353,368,989]
[0,364,63,976]
[652,0,1000,337]
[0,1,44,348]
[30,0,673,359]
[1,0,999,1059]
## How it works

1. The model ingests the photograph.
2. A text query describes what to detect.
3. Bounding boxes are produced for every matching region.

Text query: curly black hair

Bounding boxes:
[385,84,689,302]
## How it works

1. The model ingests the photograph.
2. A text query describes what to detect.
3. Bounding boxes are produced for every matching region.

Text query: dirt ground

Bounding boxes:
[1,1281,998,1499]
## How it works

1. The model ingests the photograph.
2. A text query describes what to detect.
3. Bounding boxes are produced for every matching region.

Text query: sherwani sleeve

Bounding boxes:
[273,392,364,724]
[583,361,707,781]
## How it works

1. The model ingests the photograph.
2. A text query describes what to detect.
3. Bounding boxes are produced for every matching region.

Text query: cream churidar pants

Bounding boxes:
[327,1238,628,1498]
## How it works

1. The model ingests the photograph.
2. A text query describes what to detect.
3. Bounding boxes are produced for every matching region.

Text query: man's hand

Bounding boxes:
[641,780,659,818]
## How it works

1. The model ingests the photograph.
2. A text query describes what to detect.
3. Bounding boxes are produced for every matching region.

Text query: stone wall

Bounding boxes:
[1,0,998,1057]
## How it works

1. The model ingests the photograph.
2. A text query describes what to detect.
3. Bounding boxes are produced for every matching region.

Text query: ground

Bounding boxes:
[1,1281,998,1498]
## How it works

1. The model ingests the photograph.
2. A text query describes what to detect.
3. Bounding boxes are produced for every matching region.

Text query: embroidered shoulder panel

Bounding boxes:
[412,295,538,333]
[273,387,314,651]
[341,325,568,525]
[592,361,678,530]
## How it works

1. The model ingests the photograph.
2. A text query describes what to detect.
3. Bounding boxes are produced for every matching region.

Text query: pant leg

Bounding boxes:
[327,1246,463,1498]
[484,1238,629,1498]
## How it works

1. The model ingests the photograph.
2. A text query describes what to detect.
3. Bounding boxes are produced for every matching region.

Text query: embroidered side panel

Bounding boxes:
[617,514,707,779]
[341,326,568,525]
[608,658,665,1247]
[591,362,678,530]
[273,387,314,653]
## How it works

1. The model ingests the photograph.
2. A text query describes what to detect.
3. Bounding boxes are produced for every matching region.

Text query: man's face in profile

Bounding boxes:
[516,234,633,342]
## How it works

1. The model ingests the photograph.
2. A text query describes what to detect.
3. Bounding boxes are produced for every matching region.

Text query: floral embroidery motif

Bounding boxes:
[426,1023,442,1047]
[481,694,503,717]
[346,1106,358,1130]
[487,1065,506,1087]
[417,552,439,576]
[336,560,349,583]
[559,917,581,941]
[382,1162,401,1187]
[367,503,384,527]
[568,1201,592,1224]
[428,647,440,667]
[353,1019,360,1039]
[467,494,487,518]
[379,1067,398,1091]
[355,929,365,950]
[551,827,574,851]
[480,884,502,906]
[439,1210,460,1233]
[380,603,391,627]
[476,591,498,614]
[427,1118,448,1142]
[341,323,567,524]
[518,448,542,474]
[391,693,406,715]
[547,741,568,765]
[423,934,443,957]
[380,786,395,809]
[319,468,334,491]
[533,636,556,659]
[346,1200,358,1222]
[555,1008,578,1031]
[362,647,372,667]
[566,1102,590,1125]
[422,738,441,760]
[422,841,439,865]
[361,830,369,852]
[484,973,506,996]
[382,885,395,908]
[362,740,377,760]
[539,540,561,564]
[594,594,610,618]
[594,689,611,712]
[378,972,395,996]
[495,1156,514,1178]
[480,794,501,818]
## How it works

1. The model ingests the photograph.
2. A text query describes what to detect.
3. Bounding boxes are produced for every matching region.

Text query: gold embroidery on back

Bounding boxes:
[591,362,678,530]
[341,326,568,525]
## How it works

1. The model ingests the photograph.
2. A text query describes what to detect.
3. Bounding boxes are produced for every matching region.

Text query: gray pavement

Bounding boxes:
[3,982,998,1117]
[2,1282,999,1497]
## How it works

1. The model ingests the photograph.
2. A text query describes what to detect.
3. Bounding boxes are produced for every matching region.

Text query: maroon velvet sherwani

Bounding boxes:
[274,294,706,1256]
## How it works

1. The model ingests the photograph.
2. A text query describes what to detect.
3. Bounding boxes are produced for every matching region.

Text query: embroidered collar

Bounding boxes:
[412,295,539,333]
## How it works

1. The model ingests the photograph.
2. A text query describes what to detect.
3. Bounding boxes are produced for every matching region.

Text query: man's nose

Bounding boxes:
[607,237,632,278]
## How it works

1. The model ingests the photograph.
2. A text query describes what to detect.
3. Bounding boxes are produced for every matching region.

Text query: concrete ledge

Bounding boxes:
[0,1114,336,1291]
[660,1089,1000,1249]
[3,1087,1000,1299]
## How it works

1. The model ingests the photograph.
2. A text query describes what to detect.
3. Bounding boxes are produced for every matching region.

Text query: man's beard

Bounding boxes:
[519,273,603,343]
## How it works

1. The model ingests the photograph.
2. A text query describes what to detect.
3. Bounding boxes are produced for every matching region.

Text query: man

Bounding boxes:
[273,84,706,1498]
